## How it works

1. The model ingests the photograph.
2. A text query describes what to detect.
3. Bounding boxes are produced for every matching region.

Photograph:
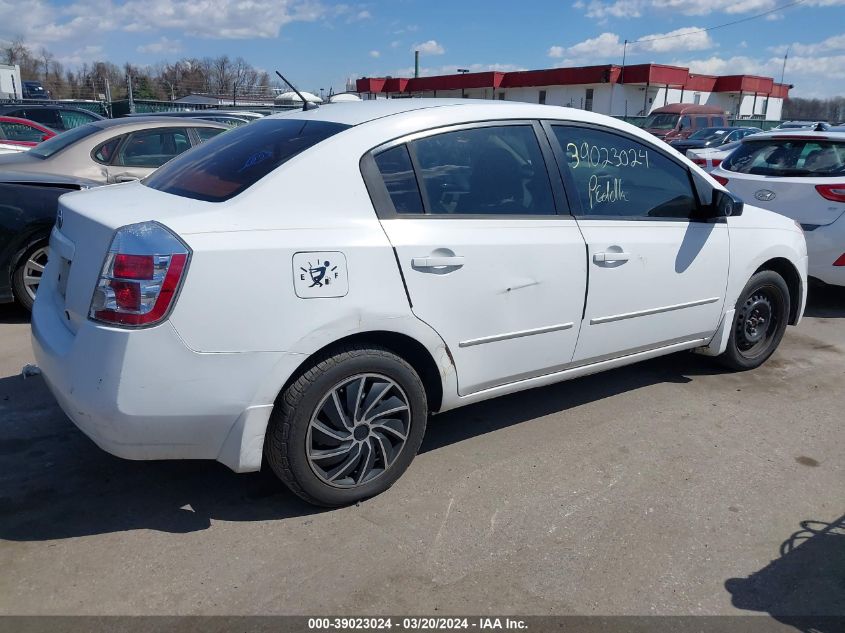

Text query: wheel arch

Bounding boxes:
[280,330,446,414]
[755,257,802,325]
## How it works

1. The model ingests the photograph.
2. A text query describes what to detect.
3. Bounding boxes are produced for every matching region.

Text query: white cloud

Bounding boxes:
[549,27,713,62]
[576,0,845,19]
[390,40,401,48]
[411,39,445,56]
[369,50,380,58]
[0,0,353,43]
[770,34,845,56]
[137,36,182,55]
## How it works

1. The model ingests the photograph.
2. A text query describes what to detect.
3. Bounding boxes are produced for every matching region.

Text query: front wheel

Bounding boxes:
[264,345,428,507]
[718,270,790,371]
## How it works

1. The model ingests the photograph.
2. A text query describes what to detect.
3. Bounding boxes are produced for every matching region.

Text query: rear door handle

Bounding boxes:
[411,255,465,269]
[594,251,631,263]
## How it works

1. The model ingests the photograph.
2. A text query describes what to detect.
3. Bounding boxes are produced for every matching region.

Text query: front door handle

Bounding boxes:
[114,175,140,183]
[411,255,465,269]
[594,251,631,263]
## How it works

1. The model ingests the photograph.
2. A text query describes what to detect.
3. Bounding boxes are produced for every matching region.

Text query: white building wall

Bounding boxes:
[0,64,22,99]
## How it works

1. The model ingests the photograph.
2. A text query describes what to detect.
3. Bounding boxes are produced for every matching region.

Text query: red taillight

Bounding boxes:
[692,158,706,165]
[834,253,845,267]
[113,253,155,280]
[90,222,190,328]
[711,159,722,167]
[815,184,845,203]
[713,175,729,186]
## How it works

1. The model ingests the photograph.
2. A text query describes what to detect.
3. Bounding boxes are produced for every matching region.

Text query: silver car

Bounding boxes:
[0,117,228,184]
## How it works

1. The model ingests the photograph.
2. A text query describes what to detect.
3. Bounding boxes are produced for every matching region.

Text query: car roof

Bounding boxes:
[87,116,230,130]
[266,98,472,126]
[740,129,845,141]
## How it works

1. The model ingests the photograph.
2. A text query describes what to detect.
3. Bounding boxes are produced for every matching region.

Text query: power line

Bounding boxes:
[627,0,807,45]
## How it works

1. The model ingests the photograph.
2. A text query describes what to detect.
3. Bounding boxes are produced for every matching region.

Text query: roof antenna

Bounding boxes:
[275,70,318,111]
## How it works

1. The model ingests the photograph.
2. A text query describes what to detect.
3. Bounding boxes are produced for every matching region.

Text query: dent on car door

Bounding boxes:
[545,122,729,363]
[364,121,587,395]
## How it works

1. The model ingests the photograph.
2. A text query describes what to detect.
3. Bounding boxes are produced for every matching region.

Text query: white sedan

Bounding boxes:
[711,129,845,286]
[686,141,740,172]
[32,100,807,506]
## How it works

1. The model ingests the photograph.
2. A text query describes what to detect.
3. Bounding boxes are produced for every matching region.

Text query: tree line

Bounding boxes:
[782,97,845,124]
[2,38,276,102]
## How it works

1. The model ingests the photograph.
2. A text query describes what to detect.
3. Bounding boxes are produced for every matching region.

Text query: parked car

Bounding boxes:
[0,118,228,310]
[643,104,729,141]
[126,111,253,127]
[0,143,29,155]
[670,126,762,153]
[0,171,99,310]
[0,117,228,184]
[774,121,831,131]
[0,104,104,131]
[21,80,50,100]
[686,142,740,172]
[0,115,56,149]
[32,100,807,507]
[712,128,845,286]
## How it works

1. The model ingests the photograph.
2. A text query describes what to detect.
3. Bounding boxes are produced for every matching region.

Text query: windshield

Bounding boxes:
[722,138,845,176]
[644,114,680,130]
[28,123,100,159]
[144,118,350,202]
[689,128,727,140]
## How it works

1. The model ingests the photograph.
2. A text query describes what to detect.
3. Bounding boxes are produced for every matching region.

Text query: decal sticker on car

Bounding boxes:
[292,252,348,298]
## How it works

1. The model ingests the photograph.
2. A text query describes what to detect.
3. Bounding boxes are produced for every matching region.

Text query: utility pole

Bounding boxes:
[457,68,469,99]
[779,45,790,86]
[127,72,135,114]
[105,76,112,118]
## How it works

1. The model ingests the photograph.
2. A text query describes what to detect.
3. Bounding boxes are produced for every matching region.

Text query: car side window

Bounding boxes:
[193,127,225,143]
[695,116,708,129]
[116,129,191,168]
[59,110,98,130]
[373,144,424,214]
[22,109,59,128]
[552,125,699,220]
[93,136,123,164]
[409,125,556,215]
[0,121,43,142]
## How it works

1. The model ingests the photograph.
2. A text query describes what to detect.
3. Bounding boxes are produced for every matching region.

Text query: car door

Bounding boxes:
[545,122,729,364]
[362,121,587,396]
[106,127,191,182]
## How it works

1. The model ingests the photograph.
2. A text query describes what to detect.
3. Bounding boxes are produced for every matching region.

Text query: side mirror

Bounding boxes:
[712,189,743,218]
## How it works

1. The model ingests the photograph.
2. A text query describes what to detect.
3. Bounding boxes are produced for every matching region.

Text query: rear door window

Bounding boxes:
[22,108,59,129]
[193,127,225,143]
[59,109,100,130]
[116,128,191,168]
[723,139,845,176]
[144,118,350,202]
[373,145,424,214]
[408,125,556,215]
[92,136,123,164]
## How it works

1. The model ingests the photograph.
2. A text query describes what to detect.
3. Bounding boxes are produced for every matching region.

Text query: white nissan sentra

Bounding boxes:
[32,100,807,506]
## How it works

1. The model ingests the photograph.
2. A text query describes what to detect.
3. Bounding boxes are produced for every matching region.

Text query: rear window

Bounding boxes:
[723,138,845,177]
[28,123,101,159]
[144,118,350,202]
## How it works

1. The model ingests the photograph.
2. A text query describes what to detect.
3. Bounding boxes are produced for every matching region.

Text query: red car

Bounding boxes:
[0,116,56,148]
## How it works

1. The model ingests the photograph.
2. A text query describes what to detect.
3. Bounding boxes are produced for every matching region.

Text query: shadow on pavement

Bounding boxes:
[0,284,841,541]
[0,302,30,325]
[804,283,845,319]
[725,514,845,632]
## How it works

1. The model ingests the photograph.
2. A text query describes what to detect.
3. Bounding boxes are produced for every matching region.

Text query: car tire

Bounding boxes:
[264,345,428,507]
[718,270,790,371]
[12,238,50,312]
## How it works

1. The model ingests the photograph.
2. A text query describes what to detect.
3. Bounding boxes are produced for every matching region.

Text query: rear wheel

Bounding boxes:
[718,270,790,371]
[12,239,50,312]
[264,345,428,507]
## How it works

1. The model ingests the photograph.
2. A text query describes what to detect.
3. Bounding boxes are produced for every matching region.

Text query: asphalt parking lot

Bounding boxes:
[0,289,843,621]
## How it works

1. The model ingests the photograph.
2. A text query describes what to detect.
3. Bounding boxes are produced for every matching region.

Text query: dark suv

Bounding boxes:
[0,105,104,131]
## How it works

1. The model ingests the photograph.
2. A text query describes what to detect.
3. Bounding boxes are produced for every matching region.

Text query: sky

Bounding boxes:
[1,0,844,98]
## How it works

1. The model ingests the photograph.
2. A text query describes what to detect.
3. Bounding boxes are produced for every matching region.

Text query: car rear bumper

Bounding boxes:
[30,292,295,472]
[805,218,845,286]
